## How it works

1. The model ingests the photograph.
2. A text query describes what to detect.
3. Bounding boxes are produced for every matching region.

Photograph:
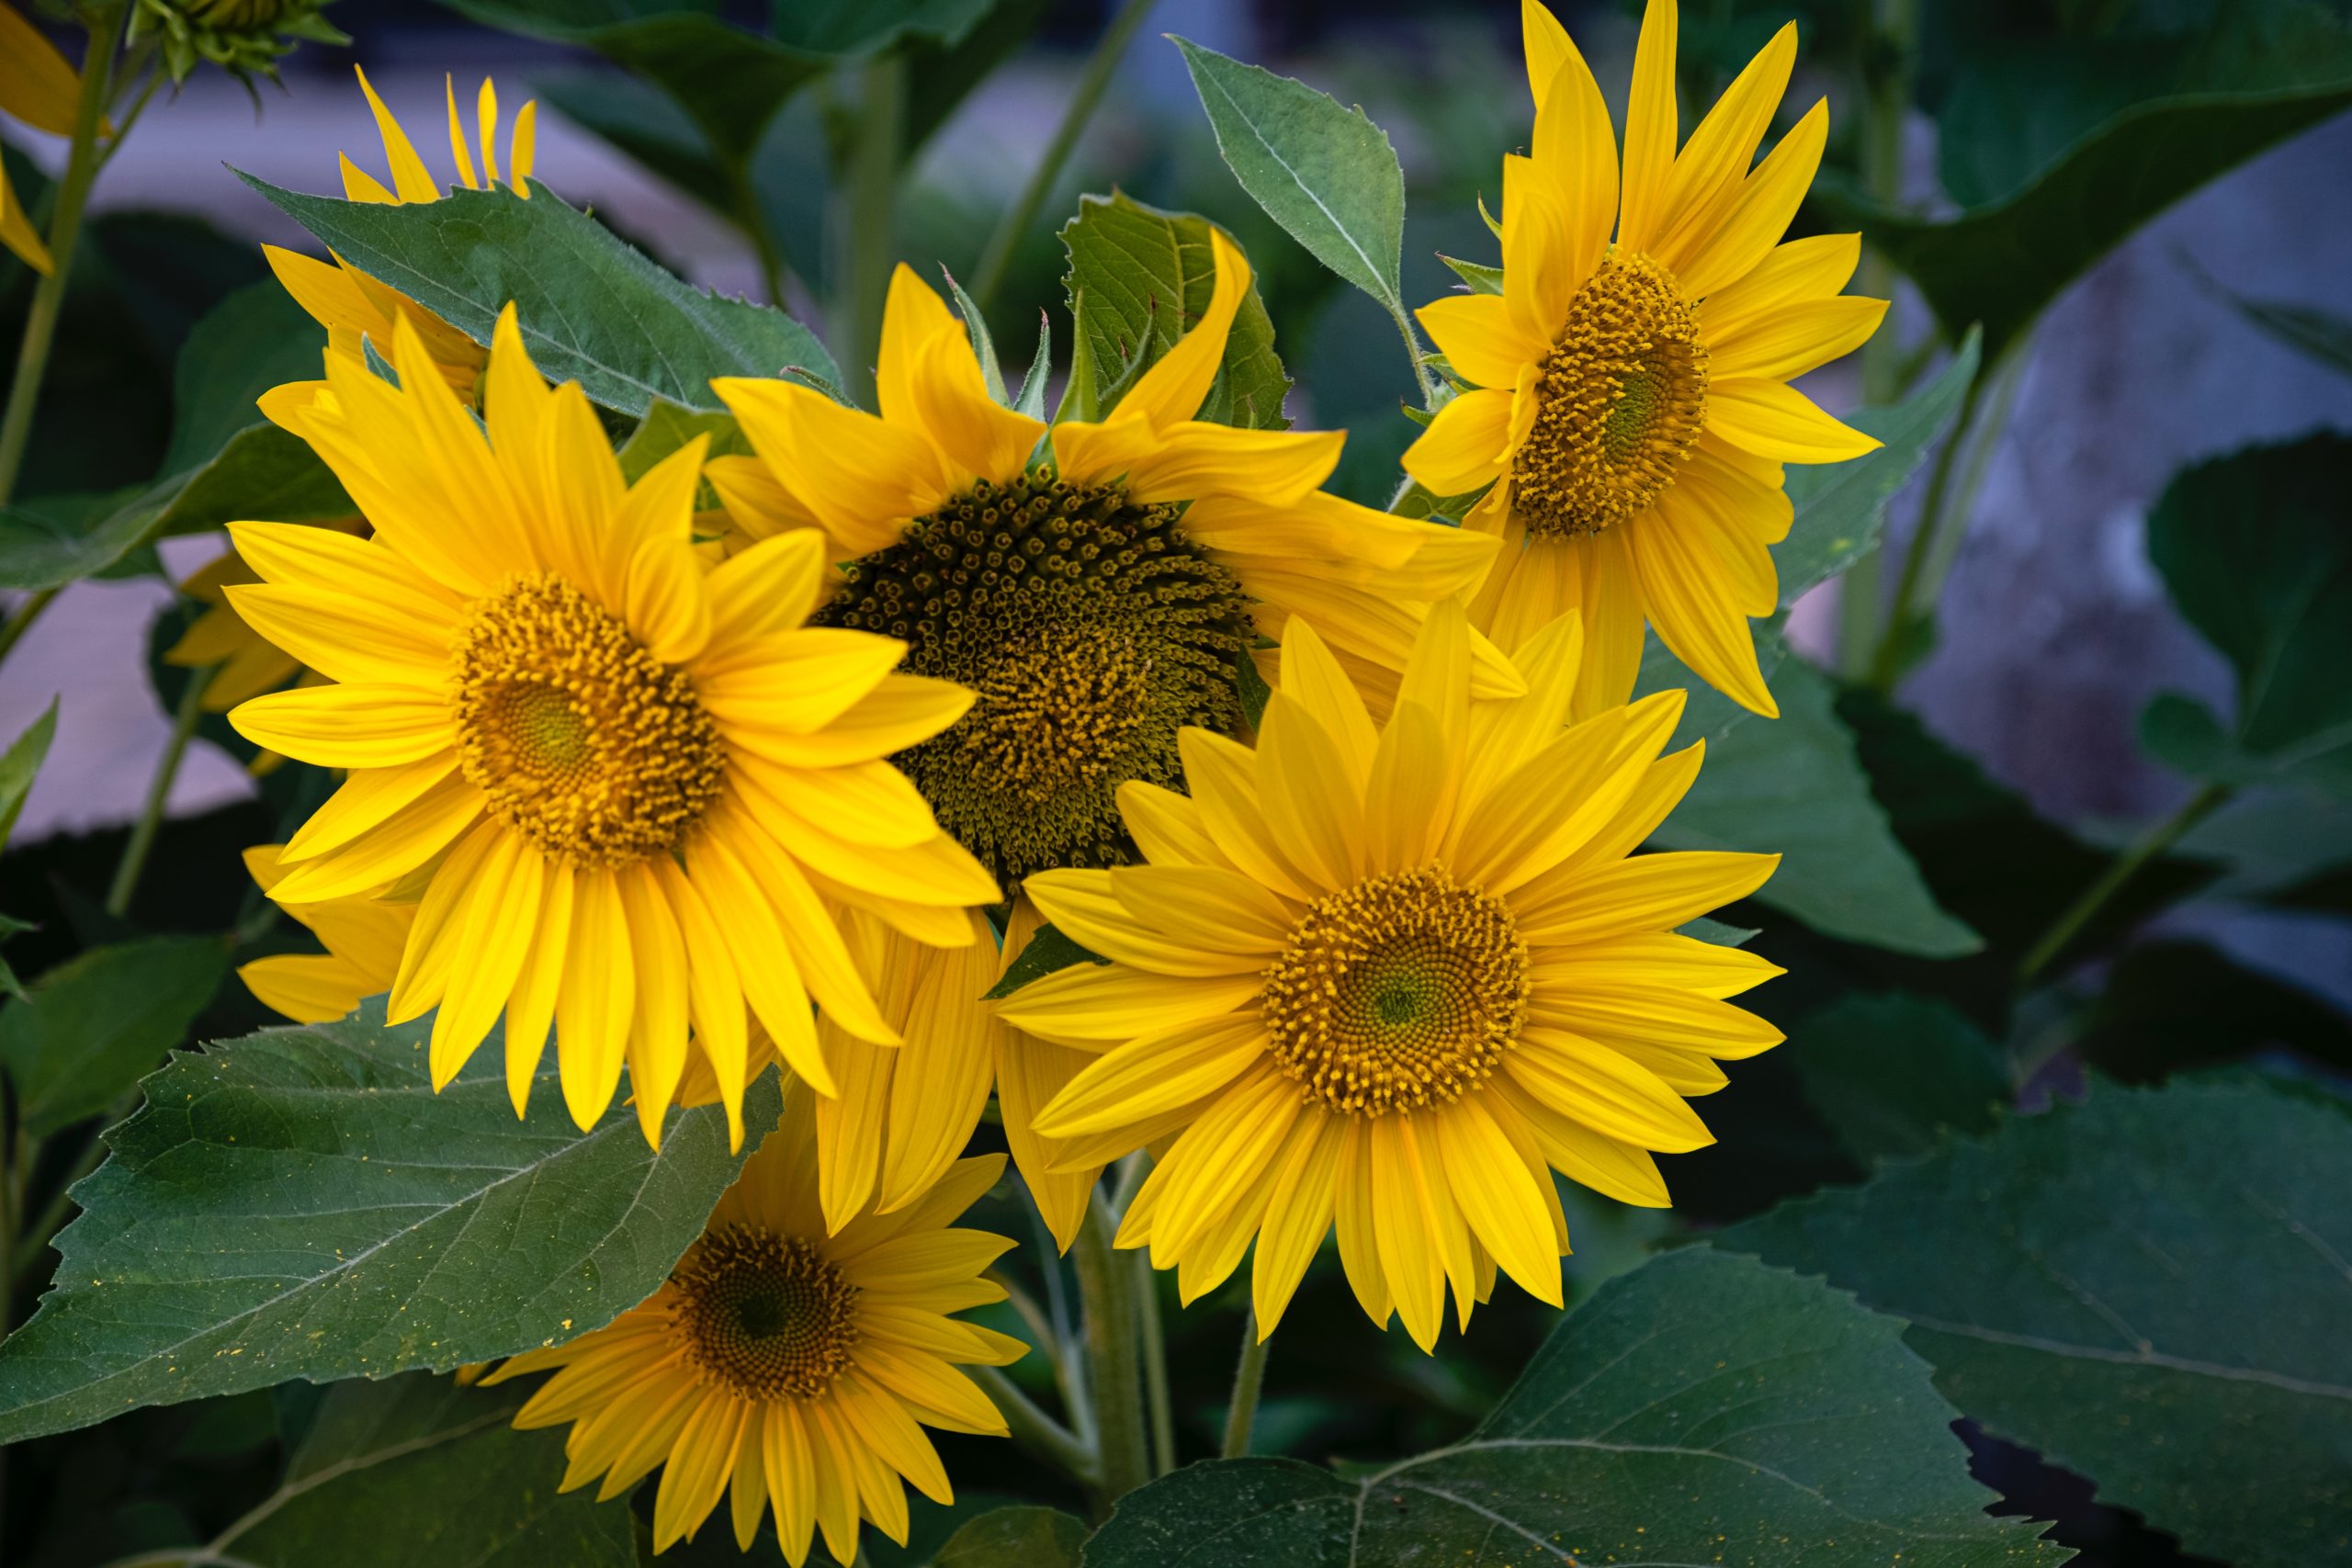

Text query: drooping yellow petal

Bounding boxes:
[0,4,85,136]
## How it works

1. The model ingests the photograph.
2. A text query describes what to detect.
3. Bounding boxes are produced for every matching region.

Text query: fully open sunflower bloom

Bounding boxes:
[236,844,413,1022]
[0,2,84,273]
[482,1093,1024,1564]
[266,65,538,404]
[705,234,1510,1243]
[226,307,995,1147]
[995,605,1782,1350]
[1404,0,1886,719]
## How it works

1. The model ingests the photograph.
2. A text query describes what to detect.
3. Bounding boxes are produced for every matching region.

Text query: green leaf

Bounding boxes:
[0,698,58,849]
[0,999,778,1444]
[769,0,995,56]
[1633,616,1789,750]
[1835,6,2352,359]
[1787,992,2007,1163]
[163,280,330,475]
[1438,254,1502,295]
[943,268,1009,405]
[0,936,230,1139]
[2077,939,2352,1083]
[434,0,821,166]
[934,1506,1088,1567]
[983,923,1105,1001]
[221,1374,635,1566]
[1653,660,1982,958]
[2182,254,2352,383]
[1014,311,1053,422]
[2142,434,2352,792]
[240,177,839,418]
[1081,1248,2061,1566]
[617,399,750,486]
[1720,1078,2352,1568]
[1058,192,1291,432]
[1777,331,1982,607]
[1679,916,1759,947]
[1173,39,1405,325]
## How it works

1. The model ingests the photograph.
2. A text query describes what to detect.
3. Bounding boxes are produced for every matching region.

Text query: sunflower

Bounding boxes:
[228,307,995,1147]
[0,2,85,273]
[995,604,1782,1349]
[130,0,346,84]
[482,1091,1024,1564]
[1403,0,1885,719]
[265,65,538,404]
[236,843,412,1021]
[710,231,1515,891]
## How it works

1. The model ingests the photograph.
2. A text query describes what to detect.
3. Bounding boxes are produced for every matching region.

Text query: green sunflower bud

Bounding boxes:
[130,0,350,85]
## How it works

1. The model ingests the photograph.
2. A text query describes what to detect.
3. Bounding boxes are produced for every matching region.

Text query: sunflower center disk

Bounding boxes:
[1262,867,1532,1117]
[1514,252,1709,540]
[672,1226,861,1401]
[817,468,1250,885]
[451,571,726,867]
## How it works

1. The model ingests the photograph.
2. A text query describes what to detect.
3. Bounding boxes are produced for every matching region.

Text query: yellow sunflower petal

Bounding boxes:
[1032,1012,1269,1139]
[1708,375,1882,463]
[1529,30,1617,288]
[1628,503,1778,716]
[230,682,452,768]
[1650,22,1796,276]
[1699,231,1862,341]
[1418,293,1544,391]
[1675,97,1830,300]
[1400,386,1514,495]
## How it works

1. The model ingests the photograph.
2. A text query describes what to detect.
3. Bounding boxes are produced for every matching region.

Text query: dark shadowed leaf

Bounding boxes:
[1080,1248,2061,1566]
[1656,660,1980,958]
[0,699,58,848]
[222,1374,634,1566]
[0,999,777,1444]
[242,177,838,417]
[936,1506,1089,1567]
[1787,991,2007,1162]
[986,923,1106,1001]
[2141,434,2352,795]
[2077,939,2352,1083]
[1722,1079,2352,1568]
[1058,193,1290,431]
[0,936,229,1138]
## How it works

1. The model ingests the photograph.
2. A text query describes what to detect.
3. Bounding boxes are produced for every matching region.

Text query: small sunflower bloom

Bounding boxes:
[236,844,413,1022]
[228,307,994,1147]
[266,65,539,404]
[996,605,1783,1350]
[0,2,85,273]
[483,1095,1025,1565]
[1405,0,1885,719]
[703,230,1510,1243]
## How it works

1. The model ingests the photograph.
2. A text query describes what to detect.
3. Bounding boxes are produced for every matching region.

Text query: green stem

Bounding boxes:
[1072,1195,1148,1516]
[2016,783,2231,985]
[969,1365,1100,1488]
[0,5,127,508]
[106,662,212,919]
[1135,1249,1176,1475]
[1864,358,1984,694]
[0,586,59,668]
[1220,1310,1270,1460]
[835,52,904,409]
[1835,0,1920,676]
[970,0,1160,314]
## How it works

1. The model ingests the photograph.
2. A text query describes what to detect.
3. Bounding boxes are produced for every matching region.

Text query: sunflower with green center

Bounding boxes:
[266,65,538,405]
[704,230,1514,1245]
[484,1090,1024,1563]
[994,604,1782,1349]
[228,307,994,1147]
[1404,0,1886,718]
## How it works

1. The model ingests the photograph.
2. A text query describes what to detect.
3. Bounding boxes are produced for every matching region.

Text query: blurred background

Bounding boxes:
[4,2,2349,1562]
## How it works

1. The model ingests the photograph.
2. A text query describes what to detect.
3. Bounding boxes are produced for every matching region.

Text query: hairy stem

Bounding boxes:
[1073,1195,1148,1515]
[2017,783,2231,986]
[1135,1249,1176,1475]
[107,663,212,919]
[970,1364,1100,1487]
[1220,1310,1270,1460]
[0,6,128,507]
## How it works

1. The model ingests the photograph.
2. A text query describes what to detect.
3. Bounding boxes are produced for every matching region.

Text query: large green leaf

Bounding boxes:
[241,177,839,417]
[0,936,230,1139]
[222,1374,634,1566]
[1080,1247,2062,1566]
[1776,331,1982,607]
[1841,4,2352,359]
[1786,992,2008,1163]
[1173,39,1407,331]
[1722,1078,2352,1568]
[0,699,57,849]
[1058,193,1291,431]
[163,280,331,474]
[1654,660,1982,957]
[2141,434,2352,795]
[0,1000,777,1444]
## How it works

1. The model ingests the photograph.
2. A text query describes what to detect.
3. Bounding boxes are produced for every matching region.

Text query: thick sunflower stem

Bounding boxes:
[1220,1311,1271,1460]
[835,51,904,410]
[2016,782,2231,986]
[970,0,1159,314]
[1135,1248,1176,1475]
[107,662,213,919]
[0,5,127,509]
[1073,1195,1149,1516]
[970,1364,1099,1489]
